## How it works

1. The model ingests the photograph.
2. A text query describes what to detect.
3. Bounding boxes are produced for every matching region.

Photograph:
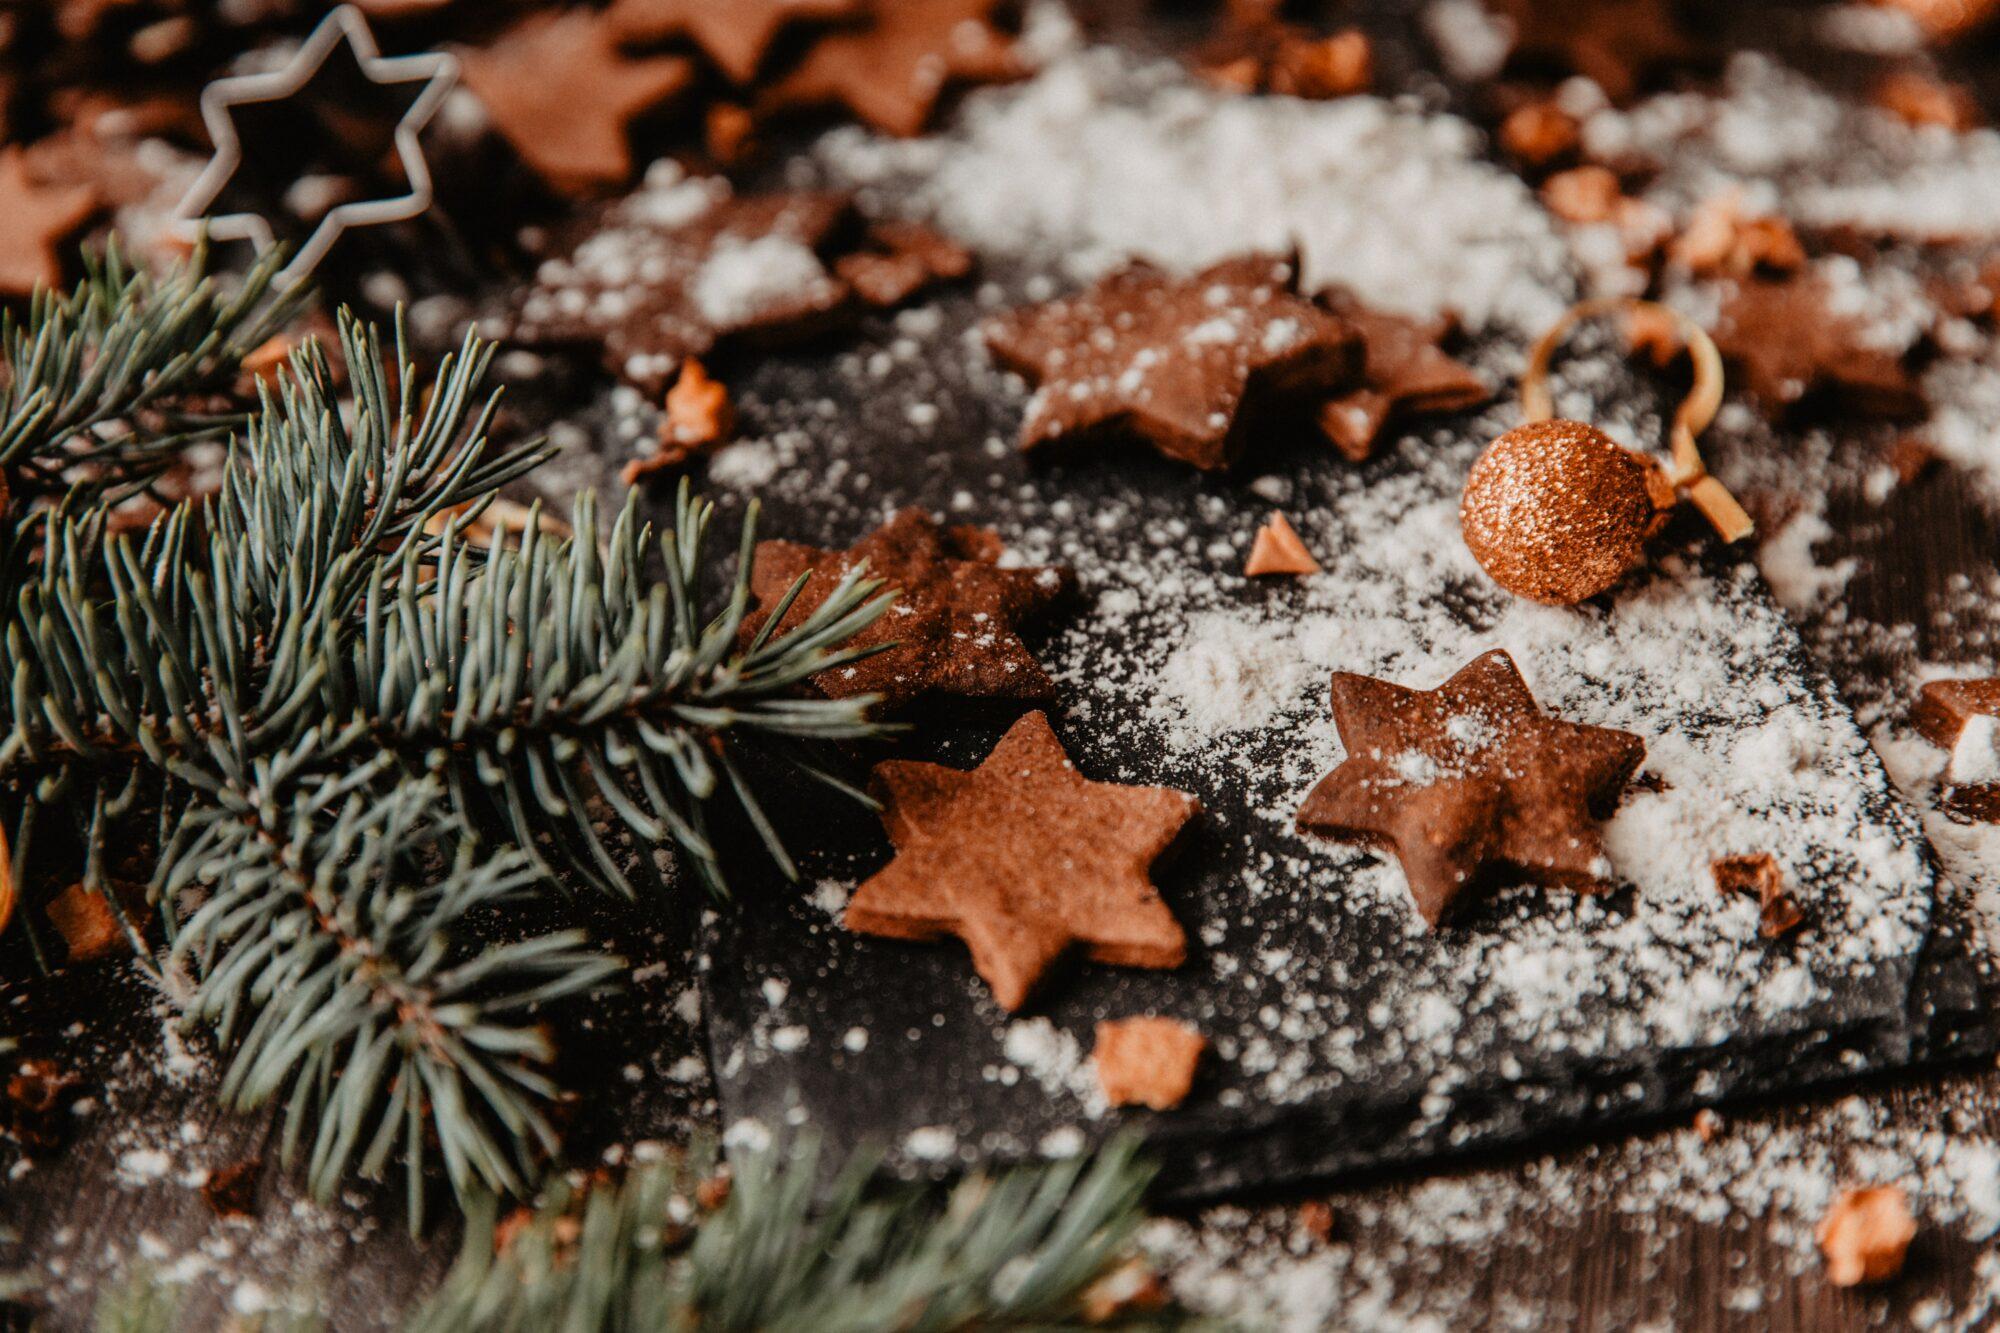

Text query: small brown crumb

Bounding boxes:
[1670,193,1806,278]
[695,1167,732,1211]
[1297,1199,1336,1243]
[1889,436,1940,485]
[1270,29,1373,100]
[45,882,127,961]
[1693,1108,1724,1142]
[1625,303,1684,368]
[1094,1017,1205,1110]
[1540,166,1623,224]
[1874,71,1979,131]
[1079,1257,1169,1323]
[1244,511,1320,577]
[706,103,757,164]
[240,333,298,388]
[1713,853,1806,938]
[1817,1185,1916,1287]
[4,1058,81,1151]
[129,16,196,64]
[623,359,734,485]
[1871,0,2000,43]
[201,1158,261,1217]
[836,221,975,308]
[1498,100,1581,169]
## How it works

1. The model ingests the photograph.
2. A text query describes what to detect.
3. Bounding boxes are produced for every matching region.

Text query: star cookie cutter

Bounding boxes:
[173,4,458,286]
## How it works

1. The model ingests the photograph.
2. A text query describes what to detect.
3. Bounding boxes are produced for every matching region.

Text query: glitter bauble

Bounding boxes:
[1460,419,1672,606]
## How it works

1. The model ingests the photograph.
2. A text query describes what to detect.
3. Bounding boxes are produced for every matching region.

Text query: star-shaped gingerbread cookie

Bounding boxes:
[1296,650,1646,927]
[459,11,693,196]
[1711,272,1924,418]
[0,147,97,298]
[1316,291,1488,462]
[846,710,1199,1011]
[512,175,857,395]
[742,508,1074,711]
[760,0,1022,137]
[982,255,1361,471]
[609,0,866,83]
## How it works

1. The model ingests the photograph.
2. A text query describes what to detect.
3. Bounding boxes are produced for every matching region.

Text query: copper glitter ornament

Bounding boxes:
[1461,420,1673,604]
[1462,298,1752,606]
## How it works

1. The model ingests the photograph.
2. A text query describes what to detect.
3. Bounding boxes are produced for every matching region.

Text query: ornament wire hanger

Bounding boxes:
[1521,297,1755,543]
[172,4,458,286]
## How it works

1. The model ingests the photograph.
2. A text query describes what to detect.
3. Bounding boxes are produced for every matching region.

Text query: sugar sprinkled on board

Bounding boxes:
[813,46,1573,336]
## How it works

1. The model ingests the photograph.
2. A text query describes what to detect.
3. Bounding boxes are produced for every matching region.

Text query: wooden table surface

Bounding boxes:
[9,3,2000,1329]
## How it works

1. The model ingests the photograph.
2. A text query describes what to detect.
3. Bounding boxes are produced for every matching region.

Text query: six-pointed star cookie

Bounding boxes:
[982,255,1361,471]
[760,0,1022,137]
[743,508,1073,711]
[459,10,693,196]
[512,175,857,395]
[1316,290,1489,462]
[845,710,1199,1011]
[609,0,866,83]
[1296,650,1646,927]
[1711,271,1924,418]
[0,147,96,297]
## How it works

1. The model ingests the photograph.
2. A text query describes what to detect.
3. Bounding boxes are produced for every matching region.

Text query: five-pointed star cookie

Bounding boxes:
[512,174,858,395]
[1315,291,1489,462]
[609,0,867,83]
[743,508,1074,711]
[1296,650,1646,927]
[845,710,1199,1011]
[982,255,1362,471]
[760,0,1023,137]
[0,147,97,298]
[1711,272,1924,418]
[1488,0,1709,103]
[459,11,693,196]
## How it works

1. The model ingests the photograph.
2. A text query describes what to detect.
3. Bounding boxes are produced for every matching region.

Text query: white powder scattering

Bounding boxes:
[816,47,1573,335]
[115,1149,172,1185]
[1583,53,2000,240]
[1757,500,1856,613]
[1151,613,1317,742]
[904,1125,959,1161]
[1144,1082,2000,1331]
[691,235,831,327]
[1950,715,2000,786]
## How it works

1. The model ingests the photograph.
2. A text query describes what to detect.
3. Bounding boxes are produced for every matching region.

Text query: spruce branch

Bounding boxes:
[0,243,301,499]
[408,1136,1195,1332]
[165,743,623,1228]
[0,260,898,1221]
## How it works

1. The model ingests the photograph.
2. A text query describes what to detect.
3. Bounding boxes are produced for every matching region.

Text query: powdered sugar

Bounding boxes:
[815,45,1574,336]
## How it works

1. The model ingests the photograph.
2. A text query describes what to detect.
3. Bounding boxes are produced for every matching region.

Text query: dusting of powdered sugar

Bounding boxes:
[812,45,1574,336]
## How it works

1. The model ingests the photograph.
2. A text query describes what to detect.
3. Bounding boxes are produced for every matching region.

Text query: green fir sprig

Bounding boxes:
[0,253,896,1225]
[411,1135,1191,1332]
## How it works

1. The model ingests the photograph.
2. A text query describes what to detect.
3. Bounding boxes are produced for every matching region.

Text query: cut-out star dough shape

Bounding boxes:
[982,254,1361,471]
[459,11,693,196]
[742,508,1074,711]
[1296,649,1646,927]
[845,710,1199,1011]
[761,0,1023,137]
[609,0,867,83]
[1315,291,1489,461]
[0,147,97,297]
[1488,0,1709,102]
[1711,272,1924,418]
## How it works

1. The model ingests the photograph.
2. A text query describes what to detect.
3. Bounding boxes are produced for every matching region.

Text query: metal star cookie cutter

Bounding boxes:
[173,4,458,286]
